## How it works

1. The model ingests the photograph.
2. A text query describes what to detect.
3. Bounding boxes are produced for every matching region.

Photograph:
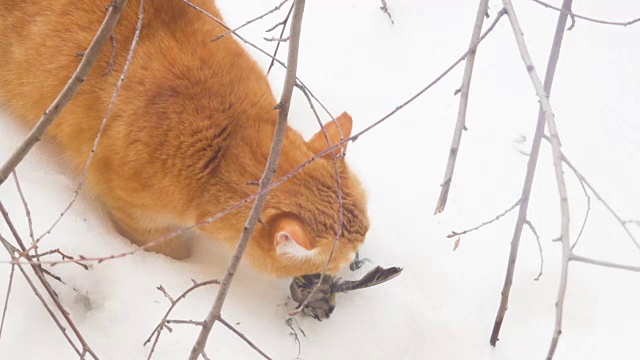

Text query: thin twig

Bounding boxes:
[434,0,489,214]
[531,0,640,27]
[524,219,544,281]
[212,0,290,42]
[490,0,571,347]
[218,317,273,360]
[571,254,640,273]
[37,0,145,243]
[448,199,519,238]
[189,2,305,358]
[0,263,15,341]
[30,248,90,270]
[0,0,129,187]
[267,1,294,75]
[11,171,35,246]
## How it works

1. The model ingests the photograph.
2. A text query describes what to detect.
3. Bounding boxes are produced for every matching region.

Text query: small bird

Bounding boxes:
[289,266,403,320]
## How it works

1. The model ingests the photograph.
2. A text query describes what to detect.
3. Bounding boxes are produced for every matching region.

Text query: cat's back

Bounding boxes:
[0,0,281,209]
[0,0,276,158]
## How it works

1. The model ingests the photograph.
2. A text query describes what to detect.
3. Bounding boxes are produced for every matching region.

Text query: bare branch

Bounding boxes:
[434,0,489,214]
[0,0,129,187]
[497,1,573,357]
[189,2,306,358]
[531,0,640,27]
[571,254,640,273]
[490,0,572,348]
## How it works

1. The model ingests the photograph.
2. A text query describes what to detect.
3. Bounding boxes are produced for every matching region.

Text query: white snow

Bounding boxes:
[1,0,640,359]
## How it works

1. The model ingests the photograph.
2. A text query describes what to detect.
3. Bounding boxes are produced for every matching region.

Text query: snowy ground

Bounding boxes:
[1,0,640,359]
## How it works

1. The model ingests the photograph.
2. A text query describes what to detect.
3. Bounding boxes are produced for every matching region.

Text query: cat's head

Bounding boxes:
[254,112,370,277]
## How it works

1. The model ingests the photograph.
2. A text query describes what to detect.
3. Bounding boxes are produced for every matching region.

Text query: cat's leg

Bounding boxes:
[108,208,192,260]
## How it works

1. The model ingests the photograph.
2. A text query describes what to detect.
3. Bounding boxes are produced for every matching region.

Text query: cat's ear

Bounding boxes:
[307,112,353,158]
[273,216,314,257]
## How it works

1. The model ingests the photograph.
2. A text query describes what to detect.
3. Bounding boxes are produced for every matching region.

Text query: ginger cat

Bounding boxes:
[0,0,369,277]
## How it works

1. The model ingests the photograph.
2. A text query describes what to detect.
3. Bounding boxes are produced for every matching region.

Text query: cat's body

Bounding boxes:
[0,0,369,277]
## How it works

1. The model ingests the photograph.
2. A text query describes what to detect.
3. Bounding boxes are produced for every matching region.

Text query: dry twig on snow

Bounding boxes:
[145,279,220,359]
[570,255,640,273]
